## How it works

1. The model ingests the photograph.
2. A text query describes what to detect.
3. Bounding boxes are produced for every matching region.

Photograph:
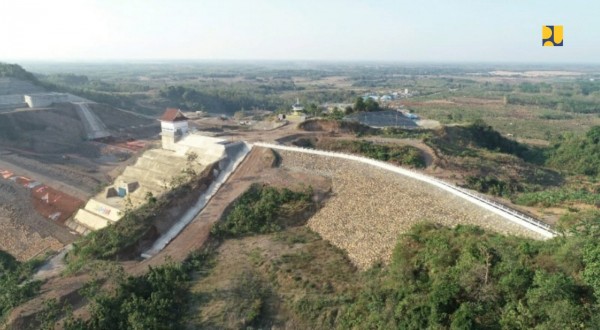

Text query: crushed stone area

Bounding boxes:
[0,181,70,260]
[278,150,545,270]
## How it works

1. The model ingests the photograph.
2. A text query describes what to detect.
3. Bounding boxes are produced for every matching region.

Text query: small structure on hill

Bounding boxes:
[160,108,189,150]
[291,98,305,116]
[288,98,306,122]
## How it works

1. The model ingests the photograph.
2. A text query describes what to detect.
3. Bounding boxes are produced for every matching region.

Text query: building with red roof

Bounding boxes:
[160,108,189,150]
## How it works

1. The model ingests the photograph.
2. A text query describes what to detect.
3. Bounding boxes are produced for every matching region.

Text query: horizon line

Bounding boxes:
[5,58,600,66]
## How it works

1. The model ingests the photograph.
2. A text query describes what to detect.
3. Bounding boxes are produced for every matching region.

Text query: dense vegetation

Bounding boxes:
[516,187,600,207]
[0,250,43,321]
[547,126,600,176]
[67,199,161,268]
[316,139,426,168]
[192,216,600,329]
[211,183,314,238]
[66,262,192,329]
[351,97,381,113]
[336,222,597,329]
[159,85,285,114]
[22,191,600,329]
[371,126,433,140]
[36,251,213,330]
[464,175,521,197]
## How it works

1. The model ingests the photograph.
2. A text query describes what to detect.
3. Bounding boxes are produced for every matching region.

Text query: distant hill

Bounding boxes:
[0,63,39,84]
[0,63,46,97]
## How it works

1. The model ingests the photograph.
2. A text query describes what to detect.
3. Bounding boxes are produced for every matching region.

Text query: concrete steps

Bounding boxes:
[121,167,170,186]
[135,156,188,171]
[72,209,112,231]
[118,174,167,192]
[139,149,181,161]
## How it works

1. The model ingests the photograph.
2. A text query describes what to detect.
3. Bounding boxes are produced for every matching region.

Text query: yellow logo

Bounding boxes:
[542,25,563,46]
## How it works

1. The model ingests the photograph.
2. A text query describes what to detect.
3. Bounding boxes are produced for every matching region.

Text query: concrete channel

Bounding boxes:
[141,142,252,258]
[73,102,111,140]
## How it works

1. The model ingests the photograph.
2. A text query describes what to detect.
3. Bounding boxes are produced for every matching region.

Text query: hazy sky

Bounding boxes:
[1,0,598,62]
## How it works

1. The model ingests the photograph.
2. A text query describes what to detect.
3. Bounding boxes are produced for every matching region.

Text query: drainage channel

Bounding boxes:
[141,142,252,259]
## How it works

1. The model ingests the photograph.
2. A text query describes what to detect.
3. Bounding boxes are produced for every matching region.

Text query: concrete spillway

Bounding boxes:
[141,141,252,258]
[73,102,111,140]
[70,148,209,234]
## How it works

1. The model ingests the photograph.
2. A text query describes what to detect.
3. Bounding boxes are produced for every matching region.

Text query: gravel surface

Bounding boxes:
[0,181,66,260]
[279,150,545,270]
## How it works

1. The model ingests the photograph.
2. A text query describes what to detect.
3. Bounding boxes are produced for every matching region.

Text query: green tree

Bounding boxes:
[307,103,320,116]
[364,98,380,112]
[354,97,366,112]
[583,243,600,299]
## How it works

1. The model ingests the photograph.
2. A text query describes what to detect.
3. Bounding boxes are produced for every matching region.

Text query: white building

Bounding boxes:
[160,108,190,151]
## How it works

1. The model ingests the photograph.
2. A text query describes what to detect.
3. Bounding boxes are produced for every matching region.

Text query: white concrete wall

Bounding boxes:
[73,209,111,231]
[160,121,188,135]
[82,199,122,222]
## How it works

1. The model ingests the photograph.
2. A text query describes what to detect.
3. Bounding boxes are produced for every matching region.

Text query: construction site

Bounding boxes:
[0,83,557,260]
[0,74,564,328]
[0,77,158,261]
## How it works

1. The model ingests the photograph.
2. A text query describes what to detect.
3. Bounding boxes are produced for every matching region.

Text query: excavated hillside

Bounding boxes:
[0,106,88,154]
[0,104,155,154]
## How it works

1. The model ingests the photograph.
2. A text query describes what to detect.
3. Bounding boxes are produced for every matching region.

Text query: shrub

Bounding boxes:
[211,184,313,238]
[316,139,426,168]
[0,250,43,320]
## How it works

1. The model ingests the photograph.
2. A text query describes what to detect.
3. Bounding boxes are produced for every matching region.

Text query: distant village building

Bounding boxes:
[24,93,69,108]
[291,98,305,116]
[287,98,307,122]
[362,94,379,102]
